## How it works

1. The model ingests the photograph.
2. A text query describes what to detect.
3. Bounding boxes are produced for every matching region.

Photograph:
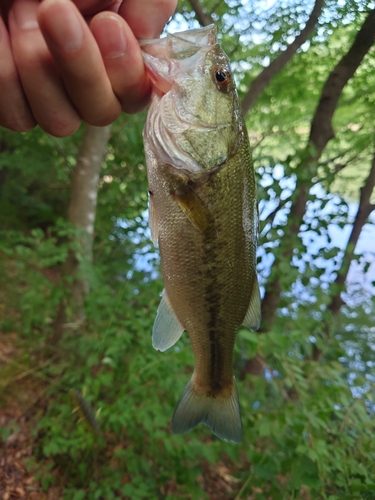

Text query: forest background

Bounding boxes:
[0,0,375,499]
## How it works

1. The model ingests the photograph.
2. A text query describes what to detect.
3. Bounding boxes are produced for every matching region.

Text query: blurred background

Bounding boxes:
[1,0,375,498]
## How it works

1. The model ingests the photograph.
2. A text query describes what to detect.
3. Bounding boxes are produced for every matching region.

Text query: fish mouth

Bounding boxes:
[139,25,217,95]
[141,25,235,176]
[139,24,217,55]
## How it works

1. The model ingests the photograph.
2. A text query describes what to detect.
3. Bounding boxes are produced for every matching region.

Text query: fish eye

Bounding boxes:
[216,70,227,82]
[213,67,231,90]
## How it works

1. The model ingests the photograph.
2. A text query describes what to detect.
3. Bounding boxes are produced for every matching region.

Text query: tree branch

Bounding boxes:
[186,0,213,26]
[312,148,375,361]
[309,9,375,155]
[328,150,375,316]
[242,0,324,116]
[262,197,291,228]
[260,9,375,331]
[208,0,223,17]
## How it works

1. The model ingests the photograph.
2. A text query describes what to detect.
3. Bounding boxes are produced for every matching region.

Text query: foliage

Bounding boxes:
[1,1,375,499]
[2,247,375,498]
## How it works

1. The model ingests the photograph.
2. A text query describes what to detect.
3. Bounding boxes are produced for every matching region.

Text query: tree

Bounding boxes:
[51,125,111,343]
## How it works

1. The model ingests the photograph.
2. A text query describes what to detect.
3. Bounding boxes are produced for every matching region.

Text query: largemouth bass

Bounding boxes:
[141,25,260,443]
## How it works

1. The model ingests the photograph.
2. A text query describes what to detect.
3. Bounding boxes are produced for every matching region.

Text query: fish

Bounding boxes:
[141,25,260,443]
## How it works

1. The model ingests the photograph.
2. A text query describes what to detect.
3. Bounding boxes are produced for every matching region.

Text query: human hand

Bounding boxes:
[0,0,177,136]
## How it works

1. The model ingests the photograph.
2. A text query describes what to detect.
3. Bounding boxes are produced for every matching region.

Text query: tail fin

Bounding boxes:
[171,377,242,443]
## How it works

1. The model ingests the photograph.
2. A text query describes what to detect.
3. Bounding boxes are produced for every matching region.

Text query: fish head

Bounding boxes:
[141,26,244,179]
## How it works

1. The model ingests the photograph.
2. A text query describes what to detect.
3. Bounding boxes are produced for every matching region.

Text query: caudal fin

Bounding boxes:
[171,377,242,443]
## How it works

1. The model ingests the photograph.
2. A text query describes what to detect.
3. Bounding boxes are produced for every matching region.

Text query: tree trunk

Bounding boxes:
[68,125,111,263]
[51,124,111,343]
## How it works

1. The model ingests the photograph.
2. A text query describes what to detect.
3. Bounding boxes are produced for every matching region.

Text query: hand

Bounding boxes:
[0,0,177,136]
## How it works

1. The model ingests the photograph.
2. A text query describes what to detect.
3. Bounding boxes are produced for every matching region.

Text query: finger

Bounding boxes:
[0,0,16,19]
[9,0,81,136]
[0,15,36,132]
[37,0,122,127]
[90,13,151,114]
[70,0,118,17]
[118,0,177,38]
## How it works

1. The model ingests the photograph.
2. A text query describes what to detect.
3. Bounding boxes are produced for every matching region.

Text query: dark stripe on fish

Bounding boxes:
[203,227,226,396]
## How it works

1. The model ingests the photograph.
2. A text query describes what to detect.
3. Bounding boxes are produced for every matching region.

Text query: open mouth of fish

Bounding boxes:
[139,25,222,98]
[140,25,236,176]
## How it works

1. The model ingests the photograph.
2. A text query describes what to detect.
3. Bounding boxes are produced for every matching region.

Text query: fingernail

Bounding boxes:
[92,15,127,59]
[12,0,39,30]
[41,0,84,52]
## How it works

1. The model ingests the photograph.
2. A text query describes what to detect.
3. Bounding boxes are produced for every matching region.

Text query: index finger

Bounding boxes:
[118,0,177,39]
[69,0,116,16]
[90,0,177,114]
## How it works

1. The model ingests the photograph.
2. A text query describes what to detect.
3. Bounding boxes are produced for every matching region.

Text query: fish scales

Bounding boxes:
[141,25,261,443]
[148,155,255,391]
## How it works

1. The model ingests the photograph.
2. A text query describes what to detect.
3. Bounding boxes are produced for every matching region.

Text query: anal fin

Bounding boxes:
[243,274,261,331]
[153,291,184,351]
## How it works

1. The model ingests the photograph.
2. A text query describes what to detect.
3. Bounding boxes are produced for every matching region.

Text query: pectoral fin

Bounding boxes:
[171,186,213,234]
[243,275,261,331]
[153,291,184,351]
